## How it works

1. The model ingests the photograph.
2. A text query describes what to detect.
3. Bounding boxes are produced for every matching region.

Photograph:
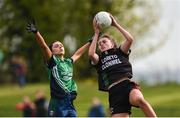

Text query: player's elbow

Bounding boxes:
[88,50,94,57]
[128,35,134,43]
[89,55,94,61]
[127,36,134,45]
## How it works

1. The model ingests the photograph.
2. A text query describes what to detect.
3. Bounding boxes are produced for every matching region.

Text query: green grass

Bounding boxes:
[131,83,180,117]
[0,81,180,117]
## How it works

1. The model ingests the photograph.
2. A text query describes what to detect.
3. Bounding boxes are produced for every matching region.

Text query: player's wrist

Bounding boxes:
[32,29,38,33]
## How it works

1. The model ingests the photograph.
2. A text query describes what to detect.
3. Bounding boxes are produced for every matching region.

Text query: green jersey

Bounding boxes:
[47,55,77,98]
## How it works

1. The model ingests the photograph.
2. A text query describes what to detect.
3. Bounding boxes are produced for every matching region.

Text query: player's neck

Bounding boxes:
[59,55,64,61]
[56,55,64,61]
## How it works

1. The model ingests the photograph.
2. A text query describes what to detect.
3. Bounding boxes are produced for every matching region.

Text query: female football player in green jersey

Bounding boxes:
[26,20,91,117]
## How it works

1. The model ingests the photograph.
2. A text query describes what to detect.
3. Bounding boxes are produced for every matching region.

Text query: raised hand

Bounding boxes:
[109,14,118,27]
[26,19,38,33]
[93,18,100,34]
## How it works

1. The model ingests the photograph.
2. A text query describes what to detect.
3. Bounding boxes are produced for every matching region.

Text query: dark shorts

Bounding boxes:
[109,79,140,115]
[48,94,77,117]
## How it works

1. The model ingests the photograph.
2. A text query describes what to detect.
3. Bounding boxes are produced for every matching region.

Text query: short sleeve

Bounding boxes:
[46,56,56,69]
[89,60,97,66]
[118,46,131,58]
[89,55,100,68]
[69,58,74,64]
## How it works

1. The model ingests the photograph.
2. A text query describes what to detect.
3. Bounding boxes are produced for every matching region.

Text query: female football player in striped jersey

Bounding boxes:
[26,20,90,117]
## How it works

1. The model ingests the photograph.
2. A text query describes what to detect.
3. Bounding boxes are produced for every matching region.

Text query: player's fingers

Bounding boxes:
[27,20,32,25]
[32,19,35,25]
[26,26,31,31]
[27,24,31,27]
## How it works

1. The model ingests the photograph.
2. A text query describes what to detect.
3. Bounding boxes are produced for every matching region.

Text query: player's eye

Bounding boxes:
[53,44,59,48]
[102,40,106,44]
[59,44,64,48]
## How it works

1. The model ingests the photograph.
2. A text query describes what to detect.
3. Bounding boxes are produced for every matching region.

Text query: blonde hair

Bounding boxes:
[99,33,118,48]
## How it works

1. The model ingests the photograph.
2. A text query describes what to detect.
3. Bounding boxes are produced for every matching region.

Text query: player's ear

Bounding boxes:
[110,42,114,48]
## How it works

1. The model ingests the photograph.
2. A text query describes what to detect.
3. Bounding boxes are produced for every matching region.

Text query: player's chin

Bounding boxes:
[100,48,106,52]
[60,51,65,55]
[53,52,64,55]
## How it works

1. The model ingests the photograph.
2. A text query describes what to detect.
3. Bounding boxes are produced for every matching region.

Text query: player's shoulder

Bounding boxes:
[65,58,73,63]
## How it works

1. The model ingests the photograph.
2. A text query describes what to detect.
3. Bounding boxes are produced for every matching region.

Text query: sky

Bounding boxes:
[132,0,180,84]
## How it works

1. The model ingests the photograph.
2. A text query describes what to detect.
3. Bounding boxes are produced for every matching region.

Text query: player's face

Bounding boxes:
[52,41,65,55]
[98,37,114,52]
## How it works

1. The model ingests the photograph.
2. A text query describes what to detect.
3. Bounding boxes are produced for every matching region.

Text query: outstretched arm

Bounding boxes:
[34,32,52,60]
[88,18,100,65]
[71,42,91,63]
[110,14,134,54]
[26,20,52,60]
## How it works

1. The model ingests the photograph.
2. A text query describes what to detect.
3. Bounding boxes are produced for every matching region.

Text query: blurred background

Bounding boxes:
[0,0,179,117]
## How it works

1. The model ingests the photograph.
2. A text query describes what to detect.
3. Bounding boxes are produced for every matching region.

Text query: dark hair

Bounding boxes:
[99,33,118,48]
[48,40,59,51]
